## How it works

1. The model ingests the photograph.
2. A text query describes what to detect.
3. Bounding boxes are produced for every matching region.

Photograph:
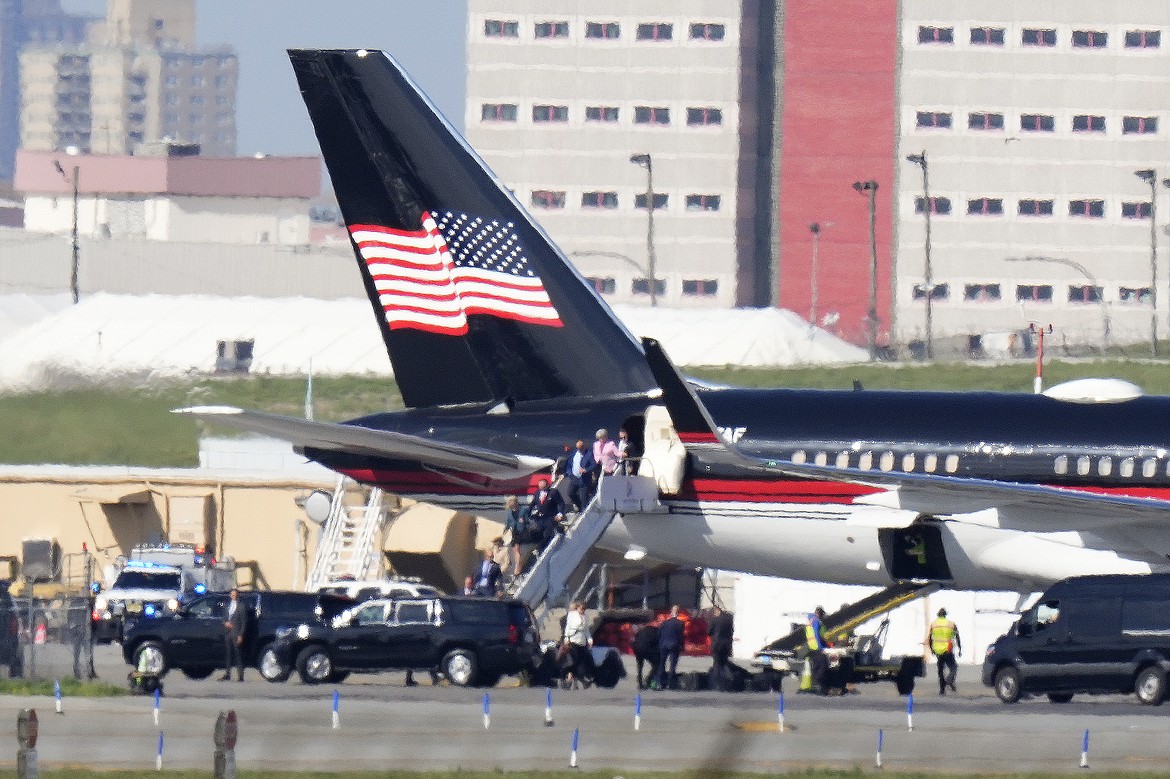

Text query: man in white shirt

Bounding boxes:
[562,600,594,687]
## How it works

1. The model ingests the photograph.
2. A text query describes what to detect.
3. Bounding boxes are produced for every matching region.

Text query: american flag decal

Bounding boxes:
[349,212,564,335]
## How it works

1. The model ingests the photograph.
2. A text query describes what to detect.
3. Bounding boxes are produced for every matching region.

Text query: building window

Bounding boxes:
[632,278,667,296]
[1072,114,1106,133]
[1126,30,1161,49]
[682,279,718,297]
[970,26,1005,45]
[530,190,566,209]
[481,103,518,122]
[1072,30,1108,48]
[912,283,949,300]
[636,23,673,41]
[585,21,621,39]
[1017,284,1054,302]
[685,194,721,211]
[484,19,519,38]
[1018,199,1054,216]
[634,193,669,210]
[588,277,616,294]
[634,106,671,125]
[1069,285,1103,303]
[534,21,569,39]
[190,94,204,105]
[686,107,722,126]
[1021,114,1055,132]
[532,104,569,123]
[1122,201,1153,219]
[916,111,952,128]
[1022,28,1057,47]
[190,74,204,87]
[964,283,1001,301]
[165,94,178,106]
[914,196,951,215]
[968,112,1004,130]
[164,75,178,87]
[1069,199,1106,218]
[584,106,619,123]
[690,23,725,41]
[918,26,954,44]
[1120,286,1153,304]
[581,191,619,209]
[967,197,1003,215]
[1123,116,1158,135]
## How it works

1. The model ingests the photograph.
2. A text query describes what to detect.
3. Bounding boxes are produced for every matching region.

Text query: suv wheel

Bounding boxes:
[180,667,213,680]
[994,666,1021,704]
[133,642,168,677]
[296,645,332,685]
[442,649,478,687]
[1135,666,1166,706]
[1047,692,1074,704]
[258,643,291,683]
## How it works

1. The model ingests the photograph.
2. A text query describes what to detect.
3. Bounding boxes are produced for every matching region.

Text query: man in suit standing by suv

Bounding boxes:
[221,588,250,681]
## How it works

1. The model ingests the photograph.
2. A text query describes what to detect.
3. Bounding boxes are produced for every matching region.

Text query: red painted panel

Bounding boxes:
[777,1,898,346]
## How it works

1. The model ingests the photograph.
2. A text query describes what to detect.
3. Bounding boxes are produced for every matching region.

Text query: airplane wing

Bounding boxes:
[640,338,1170,534]
[174,406,553,479]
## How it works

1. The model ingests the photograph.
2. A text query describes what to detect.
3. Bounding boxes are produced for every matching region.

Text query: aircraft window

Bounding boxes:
[1098,457,1112,476]
[814,451,828,466]
[1121,458,1134,478]
[1076,456,1091,476]
[945,454,959,473]
[1144,458,1158,478]
[859,452,873,470]
[836,452,850,468]
[924,454,938,472]
[791,450,806,464]
[879,451,894,471]
[1053,455,1068,475]
[902,454,915,472]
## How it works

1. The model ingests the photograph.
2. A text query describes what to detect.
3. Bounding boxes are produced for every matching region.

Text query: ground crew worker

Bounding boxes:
[926,607,961,695]
[804,606,828,694]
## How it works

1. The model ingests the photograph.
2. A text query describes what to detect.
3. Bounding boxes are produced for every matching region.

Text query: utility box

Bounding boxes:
[215,339,254,374]
[21,538,57,582]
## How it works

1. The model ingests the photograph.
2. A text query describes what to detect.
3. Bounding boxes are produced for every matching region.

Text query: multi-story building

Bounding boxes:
[465,1,772,309]
[18,0,237,159]
[468,1,1170,352]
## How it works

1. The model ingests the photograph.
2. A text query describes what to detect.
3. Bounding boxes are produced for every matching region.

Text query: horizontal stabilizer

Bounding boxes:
[174,406,553,479]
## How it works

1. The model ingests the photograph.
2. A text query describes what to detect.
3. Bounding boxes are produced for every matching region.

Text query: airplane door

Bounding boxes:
[879,525,953,581]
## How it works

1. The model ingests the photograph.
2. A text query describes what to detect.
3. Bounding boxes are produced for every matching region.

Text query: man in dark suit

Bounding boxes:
[655,605,685,691]
[564,439,599,511]
[472,548,502,596]
[221,588,249,681]
[527,477,567,549]
[707,606,735,691]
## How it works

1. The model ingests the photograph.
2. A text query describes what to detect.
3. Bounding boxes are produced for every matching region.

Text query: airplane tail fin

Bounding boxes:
[641,337,725,447]
[289,49,657,408]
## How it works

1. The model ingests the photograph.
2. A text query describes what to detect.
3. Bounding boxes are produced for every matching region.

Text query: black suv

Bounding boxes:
[122,590,353,680]
[271,596,540,687]
[0,581,23,677]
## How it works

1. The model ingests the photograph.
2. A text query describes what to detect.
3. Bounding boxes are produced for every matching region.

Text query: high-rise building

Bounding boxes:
[18,0,237,159]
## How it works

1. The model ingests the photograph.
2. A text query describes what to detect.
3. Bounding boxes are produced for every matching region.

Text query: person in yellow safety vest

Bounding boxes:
[804,606,829,694]
[925,607,962,696]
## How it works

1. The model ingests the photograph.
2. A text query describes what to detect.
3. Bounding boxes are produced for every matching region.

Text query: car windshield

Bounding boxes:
[112,571,181,590]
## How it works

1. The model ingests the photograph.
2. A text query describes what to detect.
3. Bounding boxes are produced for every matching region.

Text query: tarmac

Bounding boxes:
[5,643,1170,774]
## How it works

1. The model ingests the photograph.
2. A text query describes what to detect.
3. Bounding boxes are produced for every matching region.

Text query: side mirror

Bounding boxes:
[1016,620,1030,637]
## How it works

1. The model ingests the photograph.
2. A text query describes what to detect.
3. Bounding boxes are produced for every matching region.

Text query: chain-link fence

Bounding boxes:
[3,595,97,681]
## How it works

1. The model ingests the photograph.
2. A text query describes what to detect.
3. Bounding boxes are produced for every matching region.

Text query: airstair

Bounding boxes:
[512,473,664,619]
[760,580,942,653]
[304,475,388,590]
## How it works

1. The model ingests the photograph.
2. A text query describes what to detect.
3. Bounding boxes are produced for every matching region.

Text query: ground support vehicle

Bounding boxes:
[983,573,1170,706]
[122,590,353,680]
[269,596,540,687]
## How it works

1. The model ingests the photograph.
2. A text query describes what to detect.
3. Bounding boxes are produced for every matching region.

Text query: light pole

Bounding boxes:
[1135,169,1157,355]
[629,153,658,306]
[852,180,879,359]
[53,157,80,304]
[1005,256,1110,352]
[905,152,933,359]
[808,222,821,326]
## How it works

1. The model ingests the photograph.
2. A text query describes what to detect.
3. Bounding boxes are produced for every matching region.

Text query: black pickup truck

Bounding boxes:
[122,590,354,680]
[270,596,541,687]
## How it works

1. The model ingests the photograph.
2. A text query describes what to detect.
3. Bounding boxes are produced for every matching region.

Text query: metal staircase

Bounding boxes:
[304,475,388,590]
[512,473,664,619]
